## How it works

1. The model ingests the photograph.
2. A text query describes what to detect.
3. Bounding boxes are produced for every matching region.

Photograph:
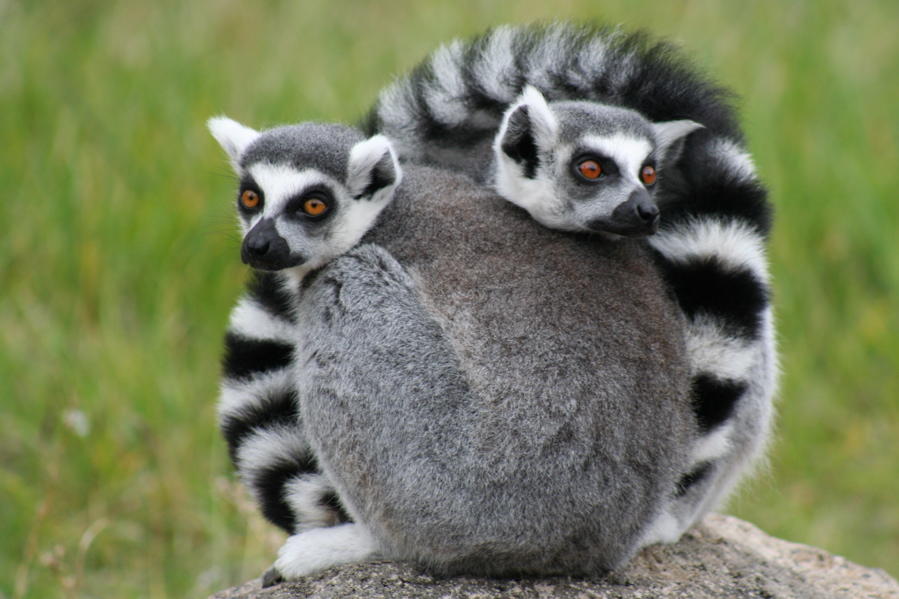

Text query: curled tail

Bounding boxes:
[642,131,776,543]
[218,270,349,533]
[364,22,742,177]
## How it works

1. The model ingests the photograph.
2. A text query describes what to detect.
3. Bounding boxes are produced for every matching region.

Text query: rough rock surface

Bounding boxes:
[211,514,899,599]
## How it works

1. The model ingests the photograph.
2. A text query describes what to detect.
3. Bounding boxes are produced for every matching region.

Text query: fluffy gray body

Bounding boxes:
[364,23,777,547]
[293,164,694,575]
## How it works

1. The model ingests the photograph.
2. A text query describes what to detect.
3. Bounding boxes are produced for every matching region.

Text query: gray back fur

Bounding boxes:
[293,164,695,575]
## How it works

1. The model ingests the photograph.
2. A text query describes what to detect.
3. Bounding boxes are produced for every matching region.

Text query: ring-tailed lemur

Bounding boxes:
[208,117,402,534]
[492,84,775,545]
[364,23,776,546]
[209,118,696,579]
[280,162,695,579]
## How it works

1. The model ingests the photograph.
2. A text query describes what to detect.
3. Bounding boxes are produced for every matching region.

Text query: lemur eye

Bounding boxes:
[576,159,603,180]
[302,197,329,217]
[240,190,261,209]
[641,165,657,186]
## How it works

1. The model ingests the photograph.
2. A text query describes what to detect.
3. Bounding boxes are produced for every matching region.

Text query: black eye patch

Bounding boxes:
[237,176,264,217]
[284,185,337,222]
[571,150,620,179]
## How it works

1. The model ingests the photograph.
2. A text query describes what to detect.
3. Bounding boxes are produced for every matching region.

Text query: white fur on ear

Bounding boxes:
[346,134,402,200]
[207,116,260,173]
[494,85,559,174]
[653,119,704,164]
[513,85,559,147]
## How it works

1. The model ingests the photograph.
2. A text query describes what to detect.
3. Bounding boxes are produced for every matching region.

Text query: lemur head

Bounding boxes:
[493,86,703,237]
[208,117,402,275]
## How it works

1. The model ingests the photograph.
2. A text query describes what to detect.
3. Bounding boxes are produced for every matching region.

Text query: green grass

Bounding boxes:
[2,1,897,596]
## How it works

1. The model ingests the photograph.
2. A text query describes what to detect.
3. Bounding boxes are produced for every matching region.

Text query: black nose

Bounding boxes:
[637,204,659,225]
[240,218,296,270]
[590,189,660,237]
[636,201,660,224]
[245,236,270,257]
[624,188,659,226]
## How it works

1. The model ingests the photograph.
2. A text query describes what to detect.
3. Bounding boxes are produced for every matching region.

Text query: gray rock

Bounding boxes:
[211,514,899,599]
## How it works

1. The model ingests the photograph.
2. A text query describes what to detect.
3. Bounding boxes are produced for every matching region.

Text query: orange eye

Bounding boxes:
[577,159,603,180]
[302,197,328,217]
[641,165,657,185]
[240,190,260,209]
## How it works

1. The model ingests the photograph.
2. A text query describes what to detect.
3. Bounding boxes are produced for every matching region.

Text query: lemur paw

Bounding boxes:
[272,524,380,580]
[307,244,416,317]
[261,566,285,588]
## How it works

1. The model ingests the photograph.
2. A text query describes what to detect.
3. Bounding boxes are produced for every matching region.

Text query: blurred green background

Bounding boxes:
[2,0,897,597]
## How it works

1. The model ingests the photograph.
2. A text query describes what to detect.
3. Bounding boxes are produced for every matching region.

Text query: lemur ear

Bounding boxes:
[346,134,402,201]
[653,119,704,167]
[207,116,260,173]
[495,86,559,179]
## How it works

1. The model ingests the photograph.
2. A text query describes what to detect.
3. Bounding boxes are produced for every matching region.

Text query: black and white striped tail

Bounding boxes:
[641,132,776,543]
[365,23,743,173]
[218,270,349,533]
